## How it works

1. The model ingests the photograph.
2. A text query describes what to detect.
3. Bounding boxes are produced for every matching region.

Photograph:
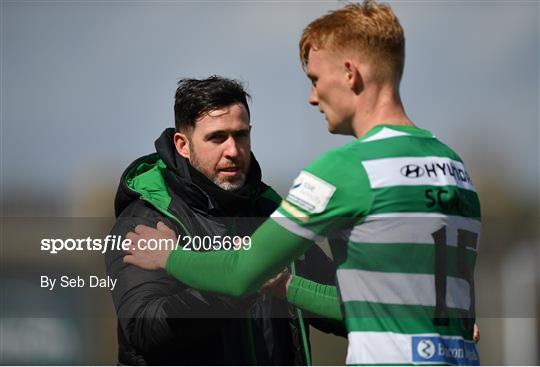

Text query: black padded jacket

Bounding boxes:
[105,129,345,365]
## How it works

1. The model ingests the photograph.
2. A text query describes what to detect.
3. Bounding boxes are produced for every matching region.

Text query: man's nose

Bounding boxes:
[223,137,239,158]
[308,86,319,106]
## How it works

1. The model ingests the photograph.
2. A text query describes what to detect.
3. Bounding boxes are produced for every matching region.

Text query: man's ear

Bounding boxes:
[173,132,190,159]
[344,59,363,94]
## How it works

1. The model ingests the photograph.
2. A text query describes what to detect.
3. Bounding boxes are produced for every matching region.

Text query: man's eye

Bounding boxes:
[209,135,226,143]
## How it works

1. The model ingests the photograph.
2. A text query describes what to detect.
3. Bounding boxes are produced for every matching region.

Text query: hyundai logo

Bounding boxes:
[401,164,424,178]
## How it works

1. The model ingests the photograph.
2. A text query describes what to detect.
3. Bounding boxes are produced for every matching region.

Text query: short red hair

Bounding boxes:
[300,1,405,84]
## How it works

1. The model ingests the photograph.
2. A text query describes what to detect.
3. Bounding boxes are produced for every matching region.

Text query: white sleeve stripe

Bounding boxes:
[270,211,326,242]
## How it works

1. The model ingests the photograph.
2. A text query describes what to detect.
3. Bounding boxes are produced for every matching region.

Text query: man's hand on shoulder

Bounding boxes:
[123,221,177,271]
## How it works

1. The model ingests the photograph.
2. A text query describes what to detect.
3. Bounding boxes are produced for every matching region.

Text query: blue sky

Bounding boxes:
[2,1,538,211]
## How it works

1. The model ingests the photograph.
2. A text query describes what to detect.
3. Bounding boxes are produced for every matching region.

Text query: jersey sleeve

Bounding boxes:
[273,148,373,241]
[286,276,343,322]
[166,218,313,297]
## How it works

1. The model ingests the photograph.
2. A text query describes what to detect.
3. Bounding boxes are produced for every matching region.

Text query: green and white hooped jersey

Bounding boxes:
[272,125,481,365]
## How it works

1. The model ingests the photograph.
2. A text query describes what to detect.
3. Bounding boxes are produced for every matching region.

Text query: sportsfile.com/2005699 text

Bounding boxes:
[40,235,252,255]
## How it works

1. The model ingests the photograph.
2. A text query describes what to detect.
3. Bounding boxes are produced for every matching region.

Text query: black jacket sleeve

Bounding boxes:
[105,201,254,363]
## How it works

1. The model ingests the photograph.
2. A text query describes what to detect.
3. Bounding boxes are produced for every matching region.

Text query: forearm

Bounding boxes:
[166,219,312,296]
[286,276,343,322]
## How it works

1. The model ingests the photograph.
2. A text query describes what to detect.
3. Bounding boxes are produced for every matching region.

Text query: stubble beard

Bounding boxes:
[189,148,246,191]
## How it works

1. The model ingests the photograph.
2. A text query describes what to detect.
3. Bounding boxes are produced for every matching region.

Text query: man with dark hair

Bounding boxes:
[105,75,341,365]
[172,76,252,191]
